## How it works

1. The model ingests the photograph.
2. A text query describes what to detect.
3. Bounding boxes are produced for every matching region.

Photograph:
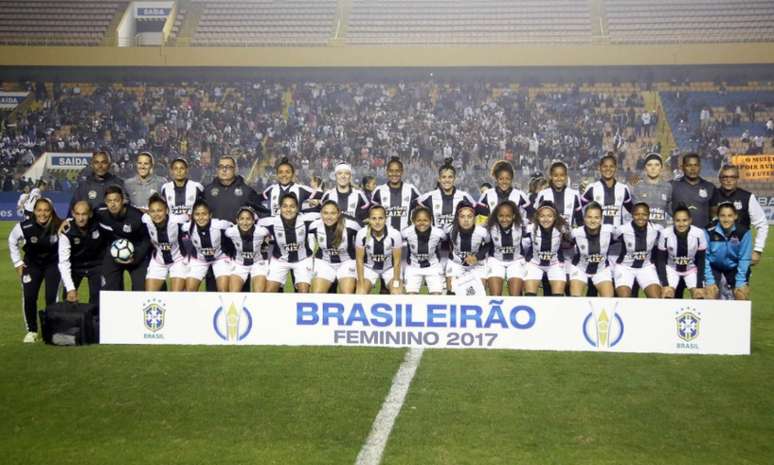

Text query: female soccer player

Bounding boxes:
[656,205,707,299]
[185,200,234,292]
[355,205,403,294]
[262,158,320,217]
[446,203,490,292]
[704,203,752,300]
[417,159,477,229]
[402,207,447,295]
[370,157,420,231]
[534,161,583,227]
[477,160,531,220]
[321,163,370,224]
[225,206,270,293]
[485,200,527,296]
[159,158,204,222]
[581,154,634,228]
[143,194,188,292]
[259,193,316,293]
[569,202,615,297]
[8,197,61,342]
[524,202,572,296]
[613,202,662,298]
[308,200,362,293]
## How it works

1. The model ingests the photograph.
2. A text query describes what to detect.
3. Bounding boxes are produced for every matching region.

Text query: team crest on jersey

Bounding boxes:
[403,195,410,203]
[187,195,195,202]
[88,190,97,200]
[698,188,707,198]
[211,188,219,197]
[123,224,132,233]
[50,235,57,243]
[579,244,586,252]
[73,237,80,245]
[235,188,243,197]
[734,201,743,210]
[92,230,100,239]
[662,193,667,200]
[30,236,38,244]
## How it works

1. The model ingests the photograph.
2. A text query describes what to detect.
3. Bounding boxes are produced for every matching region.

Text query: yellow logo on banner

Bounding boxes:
[731,154,774,181]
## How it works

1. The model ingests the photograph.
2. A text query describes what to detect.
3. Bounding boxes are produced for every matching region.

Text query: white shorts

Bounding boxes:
[404,263,445,294]
[267,257,313,285]
[188,257,233,281]
[524,261,566,282]
[665,266,698,289]
[314,259,357,282]
[146,258,188,281]
[362,266,399,287]
[486,257,526,281]
[614,264,660,289]
[568,265,613,286]
[231,260,269,282]
[446,260,485,281]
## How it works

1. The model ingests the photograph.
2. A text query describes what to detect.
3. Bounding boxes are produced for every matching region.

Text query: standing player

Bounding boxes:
[58,201,108,305]
[534,162,583,227]
[355,205,403,295]
[8,198,61,343]
[710,164,768,265]
[21,180,47,219]
[581,154,635,228]
[142,194,188,292]
[262,158,320,217]
[631,153,672,228]
[226,206,270,293]
[671,153,715,229]
[308,200,362,294]
[477,160,531,222]
[417,160,478,229]
[655,206,707,299]
[370,157,421,232]
[569,202,615,297]
[160,158,204,222]
[321,163,370,224]
[613,203,663,298]
[259,193,316,293]
[401,207,447,295]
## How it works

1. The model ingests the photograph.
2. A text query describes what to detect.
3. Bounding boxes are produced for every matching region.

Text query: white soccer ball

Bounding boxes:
[110,238,135,262]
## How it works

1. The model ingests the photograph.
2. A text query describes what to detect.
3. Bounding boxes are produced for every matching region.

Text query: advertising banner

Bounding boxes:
[731,154,774,181]
[47,152,92,170]
[0,192,71,221]
[0,91,29,110]
[100,292,751,355]
[757,195,774,225]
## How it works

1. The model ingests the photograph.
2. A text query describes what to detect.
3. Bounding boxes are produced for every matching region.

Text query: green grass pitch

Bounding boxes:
[0,222,772,464]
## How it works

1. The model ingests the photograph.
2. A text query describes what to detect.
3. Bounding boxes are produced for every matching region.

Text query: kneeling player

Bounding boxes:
[524,202,571,296]
[185,200,233,292]
[402,207,446,295]
[308,200,361,294]
[613,203,662,298]
[355,205,403,294]
[143,194,188,291]
[656,206,707,299]
[226,206,270,292]
[486,201,528,296]
[569,202,615,297]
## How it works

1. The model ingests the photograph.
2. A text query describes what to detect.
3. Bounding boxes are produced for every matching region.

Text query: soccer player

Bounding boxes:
[534,162,583,227]
[631,152,672,228]
[370,157,421,231]
[523,202,572,296]
[401,207,447,295]
[355,205,403,295]
[485,200,528,297]
[581,154,634,228]
[160,158,204,222]
[142,194,188,292]
[58,201,107,305]
[477,160,531,221]
[655,206,707,299]
[613,203,662,298]
[225,206,270,293]
[308,200,362,294]
[710,164,768,265]
[262,158,319,217]
[417,160,478,229]
[321,163,370,224]
[124,152,166,211]
[445,203,490,293]
[184,200,234,292]
[8,198,62,343]
[569,202,615,297]
[704,203,752,300]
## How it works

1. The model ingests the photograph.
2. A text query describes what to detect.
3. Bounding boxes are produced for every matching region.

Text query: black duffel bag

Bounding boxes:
[39,302,99,346]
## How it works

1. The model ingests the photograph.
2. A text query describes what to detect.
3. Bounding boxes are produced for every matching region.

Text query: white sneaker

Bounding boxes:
[23,332,38,343]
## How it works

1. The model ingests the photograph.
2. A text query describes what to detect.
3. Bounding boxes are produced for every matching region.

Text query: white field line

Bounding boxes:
[354,347,424,465]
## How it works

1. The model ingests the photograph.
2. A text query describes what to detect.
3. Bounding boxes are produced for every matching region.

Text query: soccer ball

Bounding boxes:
[110,238,135,262]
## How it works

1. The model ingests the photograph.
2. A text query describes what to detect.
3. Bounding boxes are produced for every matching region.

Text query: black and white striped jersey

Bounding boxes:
[444,224,490,266]
[321,187,370,224]
[308,218,361,263]
[529,226,566,266]
[571,225,614,274]
[185,219,233,263]
[258,214,316,262]
[142,214,187,265]
[657,225,707,272]
[402,226,447,268]
[487,223,527,262]
[262,183,319,217]
[370,182,421,231]
[355,226,403,270]
[417,188,478,228]
[477,187,531,219]
[581,180,634,227]
[614,222,661,268]
[534,186,583,227]
[225,224,271,266]
[160,180,204,221]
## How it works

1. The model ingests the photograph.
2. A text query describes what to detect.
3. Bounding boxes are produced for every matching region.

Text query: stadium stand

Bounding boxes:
[606,0,774,44]
[190,0,337,46]
[0,0,128,46]
[346,0,592,45]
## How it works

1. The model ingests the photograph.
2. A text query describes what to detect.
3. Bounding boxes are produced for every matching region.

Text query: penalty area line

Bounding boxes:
[354,347,424,465]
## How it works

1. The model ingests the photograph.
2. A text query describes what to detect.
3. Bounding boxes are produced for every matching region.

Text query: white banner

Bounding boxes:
[100,292,751,355]
[46,152,92,170]
[757,195,774,225]
[0,91,29,110]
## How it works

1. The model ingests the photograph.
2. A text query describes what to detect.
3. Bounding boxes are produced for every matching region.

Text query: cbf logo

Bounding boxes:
[582,302,624,349]
[213,297,253,343]
[143,298,166,339]
[676,308,701,348]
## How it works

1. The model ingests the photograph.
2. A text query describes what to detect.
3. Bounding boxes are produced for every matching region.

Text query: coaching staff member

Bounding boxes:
[58,201,108,304]
[71,149,125,209]
[671,153,715,228]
